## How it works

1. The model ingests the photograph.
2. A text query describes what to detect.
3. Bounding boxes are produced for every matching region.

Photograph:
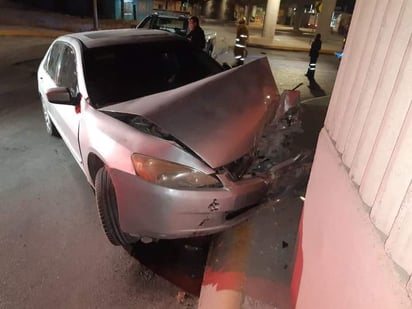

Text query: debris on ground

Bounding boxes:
[176,291,186,303]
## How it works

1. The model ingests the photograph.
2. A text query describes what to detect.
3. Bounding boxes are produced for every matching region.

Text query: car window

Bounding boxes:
[139,17,151,29]
[83,40,223,108]
[57,44,78,96]
[44,42,64,82]
[158,17,187,35]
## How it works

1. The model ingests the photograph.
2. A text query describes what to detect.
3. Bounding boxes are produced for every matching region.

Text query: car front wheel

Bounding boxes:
[95,167,135,248]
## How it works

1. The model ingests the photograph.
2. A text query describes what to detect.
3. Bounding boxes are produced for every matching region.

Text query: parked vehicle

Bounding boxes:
[37,29,300,248]
[137,10,217,56]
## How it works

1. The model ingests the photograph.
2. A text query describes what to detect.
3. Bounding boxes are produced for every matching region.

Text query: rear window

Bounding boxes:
[83,40,223,108]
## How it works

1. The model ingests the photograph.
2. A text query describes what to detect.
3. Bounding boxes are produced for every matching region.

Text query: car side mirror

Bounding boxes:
[46,87,74,105]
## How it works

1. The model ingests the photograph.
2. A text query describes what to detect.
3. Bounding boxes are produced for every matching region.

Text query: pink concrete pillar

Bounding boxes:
[336,0,384,160]
[359,0,412,207]
[342,0,395,172]
[294,129,411,309]
[328,0,372,143]
[350,0,410,187]
[296,0,412,306]
[368,40,412,234]
[385,182,412,275]
[323,0,362,137]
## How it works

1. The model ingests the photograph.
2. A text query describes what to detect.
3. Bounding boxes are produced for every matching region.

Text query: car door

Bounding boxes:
[40,42,82,164]
[38,41,64,112]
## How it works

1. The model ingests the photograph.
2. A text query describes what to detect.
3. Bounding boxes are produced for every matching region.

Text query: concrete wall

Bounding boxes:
[293,0,412,307]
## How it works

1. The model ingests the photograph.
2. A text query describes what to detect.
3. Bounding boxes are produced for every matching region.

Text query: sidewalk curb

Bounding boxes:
[248,41,338,55]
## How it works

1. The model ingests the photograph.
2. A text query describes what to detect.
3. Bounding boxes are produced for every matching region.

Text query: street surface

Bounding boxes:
[206,23,339,100]
[0,29,338,308]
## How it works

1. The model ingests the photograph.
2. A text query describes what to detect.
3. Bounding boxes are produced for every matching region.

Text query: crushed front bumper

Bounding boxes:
[110,168,269,240]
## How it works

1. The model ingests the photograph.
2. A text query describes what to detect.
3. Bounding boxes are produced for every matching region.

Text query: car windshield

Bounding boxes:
[158,17,188,35]
[83,40,223,108]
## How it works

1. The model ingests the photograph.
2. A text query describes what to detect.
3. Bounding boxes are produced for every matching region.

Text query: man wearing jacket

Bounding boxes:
[305,33,322,80]
[187,16,206,51]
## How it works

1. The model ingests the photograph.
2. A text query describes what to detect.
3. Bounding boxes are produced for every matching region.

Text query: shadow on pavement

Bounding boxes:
[307,77,326,97]
[130,236,212,296]
[296,97,329,151]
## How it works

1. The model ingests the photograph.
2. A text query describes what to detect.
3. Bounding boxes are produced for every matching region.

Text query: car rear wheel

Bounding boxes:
[42,103,59,137]
[95,167,135,248]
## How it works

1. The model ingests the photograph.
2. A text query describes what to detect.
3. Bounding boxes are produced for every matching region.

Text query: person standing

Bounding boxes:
[305,33,322,80]
[186,16,206,51]
[234,17,249,65]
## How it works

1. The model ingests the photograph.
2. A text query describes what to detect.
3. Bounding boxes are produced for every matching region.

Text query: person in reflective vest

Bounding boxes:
[234,17,249,65]
[305,33,322,80]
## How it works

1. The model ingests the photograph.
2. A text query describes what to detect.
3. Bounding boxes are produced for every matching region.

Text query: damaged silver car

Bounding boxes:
[37,29,301,247]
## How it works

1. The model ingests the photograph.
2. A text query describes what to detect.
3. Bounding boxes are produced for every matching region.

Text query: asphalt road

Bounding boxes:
[0,35,338,308]
[207,23,340,100]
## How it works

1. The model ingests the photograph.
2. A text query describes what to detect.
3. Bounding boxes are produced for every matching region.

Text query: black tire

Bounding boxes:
[42,102,60,137]
[95,167,135,247]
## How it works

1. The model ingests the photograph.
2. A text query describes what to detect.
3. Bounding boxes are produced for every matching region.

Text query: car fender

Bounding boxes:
[78,104,215,186]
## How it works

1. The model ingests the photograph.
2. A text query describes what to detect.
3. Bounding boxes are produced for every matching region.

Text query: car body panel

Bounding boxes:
[110,168,268,238]
[37,29,283,241]
[101,57,279,168]
[79,104,215,183]
[38,39,84,164]
[67,29,179,49]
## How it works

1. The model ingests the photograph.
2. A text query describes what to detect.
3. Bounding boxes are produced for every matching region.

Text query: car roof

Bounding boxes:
[152,9,190,18]
[65,29,184,48]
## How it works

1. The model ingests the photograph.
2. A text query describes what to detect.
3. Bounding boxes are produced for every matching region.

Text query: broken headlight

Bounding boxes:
[131,154,222,189]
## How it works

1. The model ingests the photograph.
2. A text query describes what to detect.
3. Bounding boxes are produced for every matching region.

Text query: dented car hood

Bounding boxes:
[101,58,279,168]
